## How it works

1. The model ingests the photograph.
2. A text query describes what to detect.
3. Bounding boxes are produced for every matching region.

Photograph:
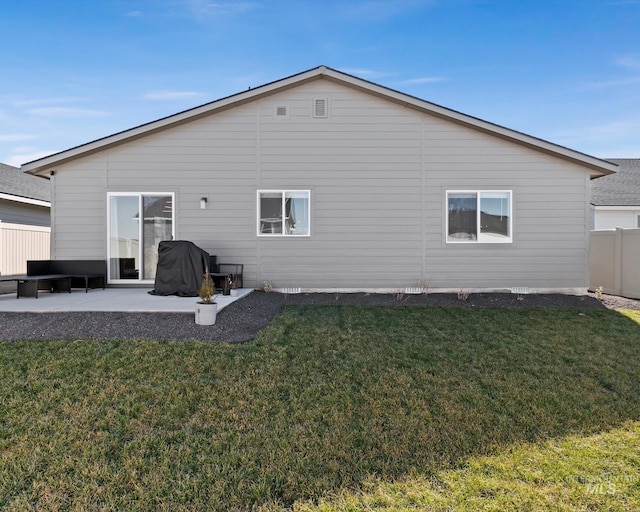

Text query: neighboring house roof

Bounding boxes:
[0,162,50,206]
[591,159,640,206]
[21,65,617,178]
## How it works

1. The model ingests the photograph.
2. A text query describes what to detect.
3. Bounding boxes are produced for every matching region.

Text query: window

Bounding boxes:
[447,190,512,243]
[257,190,310,236]
[108,193,174,282]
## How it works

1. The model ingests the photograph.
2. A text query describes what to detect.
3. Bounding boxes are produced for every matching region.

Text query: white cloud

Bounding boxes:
[338,68,392,79]
[575,54,640,90]
[338,69,445,86]
[340,68,379,76]
[395,76,446,85]
[340,0,433,22]
[577,76,640,90]
[27,107,108,117]
[183,0,259,21]
[143,90,204,100]
[553,119,640,156]
[13,96,91,107]
[595,145,640,158]
[0,134,36,142]
[126,10,143,17]
[6,150,57,167]
[615,54,640,70]
[583,119,640,140]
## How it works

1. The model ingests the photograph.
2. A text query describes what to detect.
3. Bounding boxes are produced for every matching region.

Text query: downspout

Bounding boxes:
[49,170,55,260]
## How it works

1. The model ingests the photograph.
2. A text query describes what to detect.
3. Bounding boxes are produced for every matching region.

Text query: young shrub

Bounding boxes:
[199,269,215,304]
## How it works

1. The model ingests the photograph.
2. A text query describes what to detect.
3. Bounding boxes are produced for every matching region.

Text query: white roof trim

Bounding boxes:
[593,205,640,210]
[21,65,617,178]
[0,192,51,208]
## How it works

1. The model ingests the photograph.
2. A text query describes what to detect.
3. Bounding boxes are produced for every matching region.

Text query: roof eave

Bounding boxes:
[319,68,617,178]
[21,65,617,178]
[0,192,51,207]
[22,66,330,176]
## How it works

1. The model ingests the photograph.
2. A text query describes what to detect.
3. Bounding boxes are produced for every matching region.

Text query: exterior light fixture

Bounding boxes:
[200,197,208,209]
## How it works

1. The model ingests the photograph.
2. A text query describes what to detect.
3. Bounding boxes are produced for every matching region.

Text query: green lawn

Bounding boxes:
[1,306,639,511]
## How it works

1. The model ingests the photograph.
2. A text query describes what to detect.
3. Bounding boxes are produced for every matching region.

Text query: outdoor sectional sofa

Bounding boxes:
[0,260,106,298]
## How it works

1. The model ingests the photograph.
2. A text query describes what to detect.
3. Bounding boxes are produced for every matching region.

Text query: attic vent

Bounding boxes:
[275,105,288,117]
[313,98,328,118]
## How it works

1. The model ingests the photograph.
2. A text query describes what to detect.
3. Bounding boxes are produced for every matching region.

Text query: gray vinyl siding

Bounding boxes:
[50,154,106,260]
[257,83,423,288]
[0,200,50,227]
[423,120,590,289]
[49,79,593,289]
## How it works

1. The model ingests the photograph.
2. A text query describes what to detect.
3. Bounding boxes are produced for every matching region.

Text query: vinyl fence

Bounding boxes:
[0,221,51,276]
[590,228,640,299]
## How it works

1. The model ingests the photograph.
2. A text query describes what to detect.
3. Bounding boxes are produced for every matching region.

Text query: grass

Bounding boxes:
[1,306,639,510]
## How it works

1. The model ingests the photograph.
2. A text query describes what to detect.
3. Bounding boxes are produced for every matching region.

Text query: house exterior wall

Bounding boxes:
[0,199,50,227]
[423,121,591,289]
[49,154,106,260]
[593,207,640,230]
[48,79,593,291]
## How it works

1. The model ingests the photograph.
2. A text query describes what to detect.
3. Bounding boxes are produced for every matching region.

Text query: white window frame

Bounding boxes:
[446,190,512,244]
[107,192,175,283]
[257,190,311,237]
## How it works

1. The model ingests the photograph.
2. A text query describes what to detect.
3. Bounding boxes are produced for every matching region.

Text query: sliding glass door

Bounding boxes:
[108,193,174,283]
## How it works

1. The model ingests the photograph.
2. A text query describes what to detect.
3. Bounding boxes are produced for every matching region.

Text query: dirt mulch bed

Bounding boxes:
[0,291,637,343]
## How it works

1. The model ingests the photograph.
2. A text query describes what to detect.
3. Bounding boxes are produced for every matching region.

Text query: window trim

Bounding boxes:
[107,191,175,284]
[446,190,513,244]
[257,189,311,237]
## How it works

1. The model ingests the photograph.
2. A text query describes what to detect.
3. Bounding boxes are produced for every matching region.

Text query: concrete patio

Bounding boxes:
[0,287,252,313]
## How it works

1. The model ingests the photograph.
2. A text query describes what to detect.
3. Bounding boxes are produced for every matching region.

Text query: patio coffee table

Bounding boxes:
[0,274,73,298]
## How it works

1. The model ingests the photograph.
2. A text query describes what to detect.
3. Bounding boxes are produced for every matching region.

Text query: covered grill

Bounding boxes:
[148,241,209,297]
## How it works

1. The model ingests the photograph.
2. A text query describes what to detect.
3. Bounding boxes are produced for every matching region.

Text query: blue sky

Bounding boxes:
[1,0,639,167]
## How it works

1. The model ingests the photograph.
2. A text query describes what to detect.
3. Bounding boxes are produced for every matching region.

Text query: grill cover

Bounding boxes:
[148,241,210,297]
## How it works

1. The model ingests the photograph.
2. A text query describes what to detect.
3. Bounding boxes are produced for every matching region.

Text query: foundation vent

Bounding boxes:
[511,287,530,294]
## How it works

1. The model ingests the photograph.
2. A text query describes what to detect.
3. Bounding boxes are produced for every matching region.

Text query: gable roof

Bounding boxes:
[591,158,640,206]
[21,65,616,178]
[0,162,50,206]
